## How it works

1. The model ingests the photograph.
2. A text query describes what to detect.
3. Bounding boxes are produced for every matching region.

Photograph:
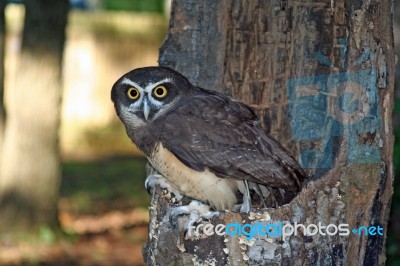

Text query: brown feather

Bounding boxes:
[153,87,307,193]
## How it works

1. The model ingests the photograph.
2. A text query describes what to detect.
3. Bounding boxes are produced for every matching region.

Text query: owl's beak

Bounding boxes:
[143,98,150,121]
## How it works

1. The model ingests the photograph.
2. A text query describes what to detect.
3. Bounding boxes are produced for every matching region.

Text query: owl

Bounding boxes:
[111,66,306,213]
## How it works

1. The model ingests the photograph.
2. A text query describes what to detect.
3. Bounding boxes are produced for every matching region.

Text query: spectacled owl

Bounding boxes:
[111,66,306,211]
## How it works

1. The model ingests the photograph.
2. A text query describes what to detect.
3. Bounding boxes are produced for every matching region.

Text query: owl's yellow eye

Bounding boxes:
[153,85,168,99]
[127,87,140,100]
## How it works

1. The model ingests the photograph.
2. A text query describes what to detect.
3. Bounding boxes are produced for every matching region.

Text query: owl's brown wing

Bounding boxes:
[157,91,306,192]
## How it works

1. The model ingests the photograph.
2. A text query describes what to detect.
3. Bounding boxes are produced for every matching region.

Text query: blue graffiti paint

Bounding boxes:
[287,41,381,170]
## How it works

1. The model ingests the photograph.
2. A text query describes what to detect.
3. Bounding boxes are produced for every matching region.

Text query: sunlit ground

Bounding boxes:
[0,158,150,266]
[0,5,167,266]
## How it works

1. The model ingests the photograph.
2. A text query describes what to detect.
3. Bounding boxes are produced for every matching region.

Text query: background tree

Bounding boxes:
[144,0,394,264]
[0,0,69,237]
[0,1,6,153]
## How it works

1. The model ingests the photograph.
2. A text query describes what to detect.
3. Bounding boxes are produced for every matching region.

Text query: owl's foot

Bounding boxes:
[145,174,183,203]
[169,200,220,235]
[238,180,274,212]
[239,180,251,213]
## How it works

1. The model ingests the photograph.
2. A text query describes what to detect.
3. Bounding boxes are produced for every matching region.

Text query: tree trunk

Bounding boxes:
[0,2,6,155]
[0,0,68,237]
[144,0,394,265]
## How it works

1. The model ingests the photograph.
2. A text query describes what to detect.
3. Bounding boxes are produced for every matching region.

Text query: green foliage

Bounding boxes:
[394,99,400,179]
[102,0,164,14]
[61,157,149,215]
[39,226,57,245]
[69,10,167,40]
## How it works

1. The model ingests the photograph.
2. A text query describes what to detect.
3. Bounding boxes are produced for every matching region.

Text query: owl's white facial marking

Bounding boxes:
[119,104,147,129]
[122,78,172,122]
[144,79,171,108]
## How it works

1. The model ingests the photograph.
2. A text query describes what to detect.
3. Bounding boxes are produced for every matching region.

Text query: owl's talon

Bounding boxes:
[169,200,219,234]
[240,180,252,213]
[169,193,179,203]
[145,174,183,202]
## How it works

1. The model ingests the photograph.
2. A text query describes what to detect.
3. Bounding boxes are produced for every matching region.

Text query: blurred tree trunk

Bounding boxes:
[144,0,394,265]
[0,0,68,236]
[0,2,6,155]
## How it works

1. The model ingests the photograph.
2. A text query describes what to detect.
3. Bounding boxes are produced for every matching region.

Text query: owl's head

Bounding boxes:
[111,66,192,128]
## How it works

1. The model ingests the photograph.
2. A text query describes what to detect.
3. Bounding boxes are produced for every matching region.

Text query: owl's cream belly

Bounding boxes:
[149,143,238,210]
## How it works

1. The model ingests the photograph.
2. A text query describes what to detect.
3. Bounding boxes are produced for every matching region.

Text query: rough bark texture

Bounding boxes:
[144,0,394,265]
[0,0,68,235]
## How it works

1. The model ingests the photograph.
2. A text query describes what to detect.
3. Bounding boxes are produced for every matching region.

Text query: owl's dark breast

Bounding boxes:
[128,123,239,211]
[128,125,158,157]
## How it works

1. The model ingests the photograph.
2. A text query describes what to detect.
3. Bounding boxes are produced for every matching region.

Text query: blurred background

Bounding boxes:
[0,1,168,265]
[0,1,398,265]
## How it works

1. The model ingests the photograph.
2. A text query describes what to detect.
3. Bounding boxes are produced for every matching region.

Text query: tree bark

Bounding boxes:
[144,0,394,265]
[0,0,68,236]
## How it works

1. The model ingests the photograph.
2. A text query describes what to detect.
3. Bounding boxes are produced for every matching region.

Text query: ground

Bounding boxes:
[0,156,150,266]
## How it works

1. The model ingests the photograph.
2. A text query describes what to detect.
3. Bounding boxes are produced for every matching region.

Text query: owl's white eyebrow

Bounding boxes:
[120,78,172,92]
[121,78,143,90]
[145,78,172,92]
